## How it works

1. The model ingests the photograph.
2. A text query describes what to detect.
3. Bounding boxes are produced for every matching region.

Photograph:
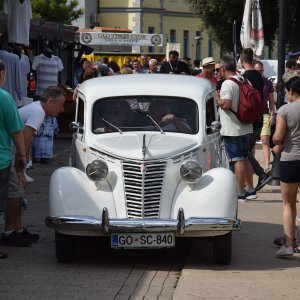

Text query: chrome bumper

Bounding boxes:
[45,208,241,235]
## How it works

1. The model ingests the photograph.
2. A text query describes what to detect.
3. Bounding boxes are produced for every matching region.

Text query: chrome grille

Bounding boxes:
[122,161,166,218]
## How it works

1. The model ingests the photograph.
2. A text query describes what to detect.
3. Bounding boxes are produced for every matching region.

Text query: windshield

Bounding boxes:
[92,96,198,134]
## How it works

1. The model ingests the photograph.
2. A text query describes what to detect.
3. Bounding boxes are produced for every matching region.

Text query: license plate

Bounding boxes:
[111,233,175,249]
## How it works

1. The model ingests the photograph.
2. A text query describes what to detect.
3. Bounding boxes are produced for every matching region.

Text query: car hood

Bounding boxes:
[90,133,198,160]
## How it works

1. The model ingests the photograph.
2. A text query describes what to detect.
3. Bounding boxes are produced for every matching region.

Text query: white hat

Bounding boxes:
[202,57,215,67]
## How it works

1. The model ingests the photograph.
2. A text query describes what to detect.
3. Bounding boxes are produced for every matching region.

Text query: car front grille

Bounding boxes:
[122,160,166,218]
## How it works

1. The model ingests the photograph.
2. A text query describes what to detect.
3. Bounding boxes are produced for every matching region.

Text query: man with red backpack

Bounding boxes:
[216,55,255,201]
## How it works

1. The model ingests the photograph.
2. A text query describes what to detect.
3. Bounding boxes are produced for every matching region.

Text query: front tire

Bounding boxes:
[212,232,232,265]
[55,231,76,263]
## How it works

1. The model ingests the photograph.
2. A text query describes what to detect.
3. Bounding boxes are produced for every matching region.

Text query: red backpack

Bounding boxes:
[229,77,263,124]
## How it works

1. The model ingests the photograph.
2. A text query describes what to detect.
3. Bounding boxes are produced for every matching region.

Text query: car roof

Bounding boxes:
[77,74,214,104]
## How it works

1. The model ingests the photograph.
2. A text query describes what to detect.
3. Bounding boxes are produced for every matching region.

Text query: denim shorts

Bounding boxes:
[223,134,251,162]
[279,160,300,183]
[0,164,11,212]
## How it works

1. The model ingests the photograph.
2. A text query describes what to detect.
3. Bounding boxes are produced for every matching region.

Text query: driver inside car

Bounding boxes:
[148,100,192,133]
[101,100,132,132]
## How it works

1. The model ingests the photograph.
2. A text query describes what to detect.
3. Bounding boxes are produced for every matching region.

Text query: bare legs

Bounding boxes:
[280,181,299,247]
[261,135,271,170]
[5,197,23,232]
[235,160,253,192]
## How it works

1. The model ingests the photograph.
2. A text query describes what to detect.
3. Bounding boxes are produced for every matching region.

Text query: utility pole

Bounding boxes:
[277,0,287,109]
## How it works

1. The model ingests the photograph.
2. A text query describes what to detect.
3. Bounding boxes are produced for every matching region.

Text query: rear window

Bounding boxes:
[92,96,198,134]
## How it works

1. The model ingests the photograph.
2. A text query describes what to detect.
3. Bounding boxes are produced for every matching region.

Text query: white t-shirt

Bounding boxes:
[18,101,45,131]
[219,75,253,136]
[4,0,32,46]
[32,54,64,96]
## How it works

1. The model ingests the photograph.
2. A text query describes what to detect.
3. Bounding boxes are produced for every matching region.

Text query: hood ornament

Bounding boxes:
[142,134,146,159]
[141,134,147,173]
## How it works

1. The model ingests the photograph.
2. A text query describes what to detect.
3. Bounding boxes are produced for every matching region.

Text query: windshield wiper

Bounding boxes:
[96,110,122,133]
[135,109,164,134]
[101,117,122,133]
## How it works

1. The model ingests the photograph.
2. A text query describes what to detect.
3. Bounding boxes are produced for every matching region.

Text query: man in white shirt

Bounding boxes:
[0,87,66,247]
[216,55,256,202]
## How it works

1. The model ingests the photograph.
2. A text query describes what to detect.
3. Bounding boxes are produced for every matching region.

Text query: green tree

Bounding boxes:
[30,0,84,24]
[184,0,300,53]
[0,0,83,24]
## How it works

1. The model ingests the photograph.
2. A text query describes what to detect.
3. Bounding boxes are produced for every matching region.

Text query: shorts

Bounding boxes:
[260,114,271,136]
[0,164,11,212]
[222,134,251,162]
[279,160,300,183]
[8,164,25,198]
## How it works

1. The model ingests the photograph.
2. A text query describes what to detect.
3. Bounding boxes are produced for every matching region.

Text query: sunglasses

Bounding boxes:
[215,68,220,72]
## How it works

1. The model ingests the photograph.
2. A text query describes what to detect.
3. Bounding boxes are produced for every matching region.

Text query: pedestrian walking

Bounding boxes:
[273,73,300,257]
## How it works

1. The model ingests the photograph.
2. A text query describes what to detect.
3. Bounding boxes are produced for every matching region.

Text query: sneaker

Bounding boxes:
[24,172,34,183]
[276,245,293,257]
[0,231,33,247]
[255,173,272,191]
[19,228,39,242]
[245,190,257,200]
[238,194,248,202]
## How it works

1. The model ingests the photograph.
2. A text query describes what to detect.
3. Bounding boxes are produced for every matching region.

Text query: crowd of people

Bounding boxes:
[1,44,300,260]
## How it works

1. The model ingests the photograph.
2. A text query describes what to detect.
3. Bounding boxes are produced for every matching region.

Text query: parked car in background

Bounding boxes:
[46,74,240,264]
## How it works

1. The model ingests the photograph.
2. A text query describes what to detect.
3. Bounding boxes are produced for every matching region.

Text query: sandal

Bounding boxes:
[0,250,7,259]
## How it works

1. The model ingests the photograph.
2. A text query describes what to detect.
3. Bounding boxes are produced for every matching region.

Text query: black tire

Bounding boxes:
[55,231,76,263]
[212,232,232,265]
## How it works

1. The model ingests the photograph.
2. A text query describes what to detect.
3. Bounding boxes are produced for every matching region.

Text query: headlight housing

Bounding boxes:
[180,160,202,183]
[86,160,108,182]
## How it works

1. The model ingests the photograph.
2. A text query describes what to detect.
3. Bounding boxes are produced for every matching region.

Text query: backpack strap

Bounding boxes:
[227,77,242,115]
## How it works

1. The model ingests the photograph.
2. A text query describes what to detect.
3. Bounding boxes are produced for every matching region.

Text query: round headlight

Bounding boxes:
[180,160,202,183]
[86,160,108,182]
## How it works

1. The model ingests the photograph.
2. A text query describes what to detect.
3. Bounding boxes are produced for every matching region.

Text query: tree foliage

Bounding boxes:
[184,0,300,52]
[30,0,84,24]
[0,0,83,24]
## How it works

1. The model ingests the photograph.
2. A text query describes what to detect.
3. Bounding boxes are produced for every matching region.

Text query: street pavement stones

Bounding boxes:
[174,145,300,300]
[0,138,188,300]
[2,139,299,299]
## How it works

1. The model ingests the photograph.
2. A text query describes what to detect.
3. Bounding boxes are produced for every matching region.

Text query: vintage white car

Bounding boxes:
[46,74,240,264]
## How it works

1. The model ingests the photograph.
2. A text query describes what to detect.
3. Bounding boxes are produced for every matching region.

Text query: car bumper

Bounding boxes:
[45,208,241,235]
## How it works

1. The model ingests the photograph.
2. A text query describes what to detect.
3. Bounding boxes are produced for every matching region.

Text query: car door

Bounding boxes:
[72,96,87,171]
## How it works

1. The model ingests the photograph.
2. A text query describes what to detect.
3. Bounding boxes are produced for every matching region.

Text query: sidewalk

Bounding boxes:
[173,146,300,299]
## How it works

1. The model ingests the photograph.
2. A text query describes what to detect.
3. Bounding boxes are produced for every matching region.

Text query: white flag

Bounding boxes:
[240,0,264,57]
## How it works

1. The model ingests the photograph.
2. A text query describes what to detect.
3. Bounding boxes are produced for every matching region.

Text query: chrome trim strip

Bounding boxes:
[45,209,241,235]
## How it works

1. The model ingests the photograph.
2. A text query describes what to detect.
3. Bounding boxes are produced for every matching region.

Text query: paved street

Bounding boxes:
[0,138,300,299]
[0,138,187,300]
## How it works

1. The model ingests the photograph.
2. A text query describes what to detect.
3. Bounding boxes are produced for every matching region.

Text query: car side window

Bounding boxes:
[76,97,84,132]
[206,97,216,134]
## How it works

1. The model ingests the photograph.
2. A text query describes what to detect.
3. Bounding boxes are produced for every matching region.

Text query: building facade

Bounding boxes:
[74,0,275,61]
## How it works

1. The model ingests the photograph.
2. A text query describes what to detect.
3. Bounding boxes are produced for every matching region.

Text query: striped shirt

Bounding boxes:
[32,54,63,96]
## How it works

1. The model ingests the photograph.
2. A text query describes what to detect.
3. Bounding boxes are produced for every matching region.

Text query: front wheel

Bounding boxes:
[55,231,76,263]
[212,232,232,265]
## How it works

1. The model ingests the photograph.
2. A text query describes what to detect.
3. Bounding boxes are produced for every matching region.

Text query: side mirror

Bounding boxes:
[69,121,83,133]
[208,121,221,133]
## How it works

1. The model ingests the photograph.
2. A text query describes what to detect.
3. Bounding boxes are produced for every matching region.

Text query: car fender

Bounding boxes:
[49,167,117,217]
[172,167,238,219]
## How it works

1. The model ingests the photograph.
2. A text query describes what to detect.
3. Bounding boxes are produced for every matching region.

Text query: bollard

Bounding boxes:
[268,152,280,186]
